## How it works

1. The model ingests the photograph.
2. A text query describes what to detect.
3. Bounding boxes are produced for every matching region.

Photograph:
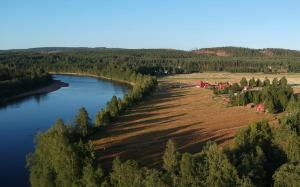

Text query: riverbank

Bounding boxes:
[0,80,69,105]
[49,72,135,86]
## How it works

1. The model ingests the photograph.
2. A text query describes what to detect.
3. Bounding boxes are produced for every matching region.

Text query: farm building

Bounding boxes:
[197,81,210,88]
[256,103,265,112]
[197,81,230,90]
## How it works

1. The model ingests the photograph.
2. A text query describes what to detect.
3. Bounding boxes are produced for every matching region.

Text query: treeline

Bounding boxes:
[0,68,53,103]
[193,47,300,57]
[1,48,300,75]
[26,109,300,186]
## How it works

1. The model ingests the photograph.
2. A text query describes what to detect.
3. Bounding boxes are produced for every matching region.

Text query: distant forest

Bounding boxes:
[1,47,300,75]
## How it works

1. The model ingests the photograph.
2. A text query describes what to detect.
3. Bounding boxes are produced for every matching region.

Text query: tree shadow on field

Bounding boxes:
[95,120,234,170]
[93,83,234,170]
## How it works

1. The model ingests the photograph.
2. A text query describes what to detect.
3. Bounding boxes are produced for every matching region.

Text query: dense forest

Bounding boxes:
[1,47,300,76]
[0,68,53,104]
[1,47,300,186]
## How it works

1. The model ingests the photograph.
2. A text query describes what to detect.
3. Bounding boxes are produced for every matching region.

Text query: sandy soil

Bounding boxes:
[92,79,275,168]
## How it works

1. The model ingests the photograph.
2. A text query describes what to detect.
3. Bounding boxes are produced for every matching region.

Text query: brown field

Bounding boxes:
[165,72,300,93]
[92,74,277,168]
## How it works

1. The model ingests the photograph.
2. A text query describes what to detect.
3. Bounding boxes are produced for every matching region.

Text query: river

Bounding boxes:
[0,74,130,187]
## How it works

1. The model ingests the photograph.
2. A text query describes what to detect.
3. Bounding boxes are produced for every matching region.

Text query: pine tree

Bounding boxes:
[263,78,270,86]
[179,153,195,187]
[81,163,103,187]
[249,77,256,87]
[110,158,143,187]
[256,78,263,87]
[273,163,300,187]
[75,107,90,137]
[240,77,248,87]
[279,76,288,86]
[163,139,180,174]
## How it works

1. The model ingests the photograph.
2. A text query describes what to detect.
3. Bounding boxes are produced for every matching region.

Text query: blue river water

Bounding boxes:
[0,74,129,187]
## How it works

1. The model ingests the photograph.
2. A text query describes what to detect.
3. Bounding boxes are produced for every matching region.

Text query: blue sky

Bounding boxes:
[0,0,299,50]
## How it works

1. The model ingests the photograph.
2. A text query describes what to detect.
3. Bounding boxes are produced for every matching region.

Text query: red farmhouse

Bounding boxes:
[256,103,265,112]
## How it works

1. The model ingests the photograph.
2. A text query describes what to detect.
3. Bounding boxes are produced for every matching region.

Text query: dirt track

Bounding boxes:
[92,79,275,168]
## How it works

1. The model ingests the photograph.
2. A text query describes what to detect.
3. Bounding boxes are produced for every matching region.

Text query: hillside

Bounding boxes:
[193,47,300,57]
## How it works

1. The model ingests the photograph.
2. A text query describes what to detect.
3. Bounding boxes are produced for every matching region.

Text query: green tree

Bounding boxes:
[273,125,300,162]
[255,78,263,87]
[108,96,120,118]
[263,78,270,86]
[273,162,300,187]
[248,77,256,87]
[179,153,196,187]
[240,77,248,87]
[272,78,279,85]
[163,139,180,174]
[143,169,166,187]
[110,158,143,187]
[200,143,240,187]
[95,109,111,127]
[26,119,84,187]
[286,95,299,113]
[279,76,288,86]
[265,98,276,113]
[81,163,103,187]
[75,107,90,137]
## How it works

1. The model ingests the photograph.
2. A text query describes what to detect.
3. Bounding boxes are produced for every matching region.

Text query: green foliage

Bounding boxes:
[240,77,248,87]
[95,109,111,127]
[286,95,300,113]
[234,121,272,153]
[273,162,300,187]
[107,96,120,118]
[196,143,240,187]
[110,158,144,187]
[248,77,256,87]
[256,78,263,87]
[280,108,300,134]
[163,139,180,174]
[26,119,102,187]
[263,78,271,86]
[81,163,104,187]
[178,153,196,187]
[273,126,300,163]
[230,121,281,186]
[75,107,91,137]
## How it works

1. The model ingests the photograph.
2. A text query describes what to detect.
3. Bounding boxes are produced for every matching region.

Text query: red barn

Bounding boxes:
[256,103,265,112]
[197,81,210,88]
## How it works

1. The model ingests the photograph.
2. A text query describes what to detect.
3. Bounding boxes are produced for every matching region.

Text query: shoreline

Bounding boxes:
[1,72,133,106]
[49,72,135,86]
[1,80,69,105]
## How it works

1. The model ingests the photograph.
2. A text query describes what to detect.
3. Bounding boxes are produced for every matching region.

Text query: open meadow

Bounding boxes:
[164,72,300,92]
[91,73,284,168]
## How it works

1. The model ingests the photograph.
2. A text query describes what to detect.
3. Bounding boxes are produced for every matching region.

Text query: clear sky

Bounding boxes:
[1,0,299,50]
